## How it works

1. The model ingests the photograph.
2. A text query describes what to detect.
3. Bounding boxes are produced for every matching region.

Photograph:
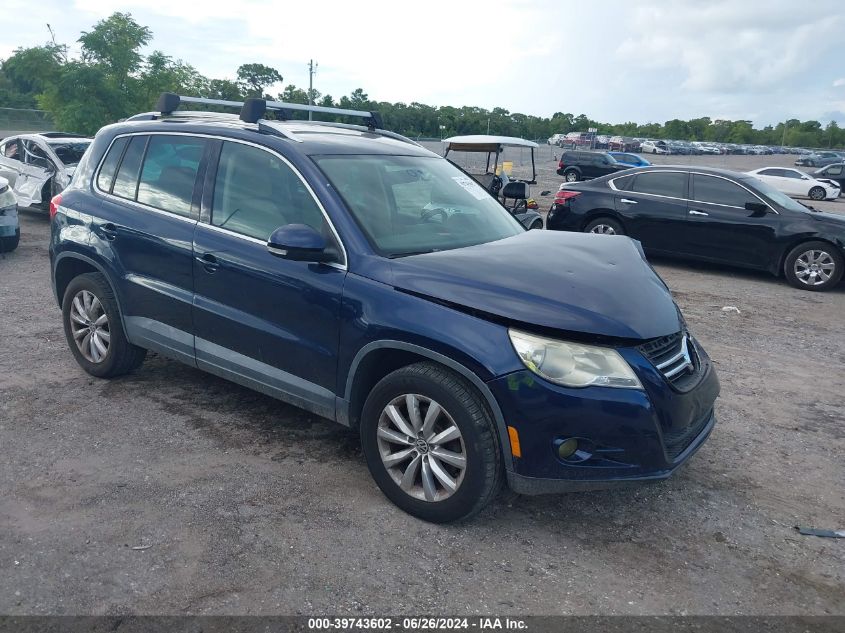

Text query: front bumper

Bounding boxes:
[488,341,720,495]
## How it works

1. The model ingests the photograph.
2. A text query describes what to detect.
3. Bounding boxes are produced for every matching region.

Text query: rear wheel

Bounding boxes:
[783,241,843,291]
[564,170,580,182]
[584,217,624,236]
[360,362,502,523]
[62,272,146,377]
[808,186,826,201]
[529,219,543,230]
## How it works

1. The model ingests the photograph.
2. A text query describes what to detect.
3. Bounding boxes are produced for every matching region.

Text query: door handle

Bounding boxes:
[620,198,638,204]
[688,209,709,216]
[99,223,118,240]
[196,253,219,273]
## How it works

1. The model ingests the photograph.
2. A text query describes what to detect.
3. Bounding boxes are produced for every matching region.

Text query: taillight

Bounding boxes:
[554,190,581,204]
[49,194,62,219]
[558,160,565,168]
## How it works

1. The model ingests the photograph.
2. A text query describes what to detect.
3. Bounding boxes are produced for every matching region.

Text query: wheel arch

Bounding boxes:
[53,252,130,339]
[776,236,845,277]
[341,341,514,471]
[581,208,626,232]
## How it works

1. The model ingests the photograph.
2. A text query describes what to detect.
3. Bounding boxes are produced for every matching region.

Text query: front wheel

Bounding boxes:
[360,362,503,523]
[808,186,826,201]
[584,217,624,235]
[783,241,843,291]
[62,272,147,377]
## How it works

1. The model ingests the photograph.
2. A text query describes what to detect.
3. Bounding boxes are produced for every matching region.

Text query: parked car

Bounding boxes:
[811,163,845,193]
[746,167,840,201]
[608,152,651,168]
[50,93,720,523]
[696,144,722,155]
[556,150,630,182]
[559,132,592,148]
[794,152,841,167]
[641,140,668,154]
[548,166,845,291]
[547,133,566,145]
[608,136,640,152]
[0,133,91,209]
[0,176,19,252]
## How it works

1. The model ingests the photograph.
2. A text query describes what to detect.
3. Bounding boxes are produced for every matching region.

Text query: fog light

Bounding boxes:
[557,438,579,459]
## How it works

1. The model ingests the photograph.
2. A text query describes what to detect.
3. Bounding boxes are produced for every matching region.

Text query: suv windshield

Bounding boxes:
[314,155,523,257]
[741,176,809,213]
[48,141,91,167]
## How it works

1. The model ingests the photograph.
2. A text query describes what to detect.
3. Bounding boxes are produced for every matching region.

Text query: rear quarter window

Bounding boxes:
[96,137,129,193]
[111,136,147,200]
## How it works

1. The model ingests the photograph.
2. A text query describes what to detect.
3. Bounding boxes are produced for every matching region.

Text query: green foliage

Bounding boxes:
[237,63,282,97]
[0,11,841,149]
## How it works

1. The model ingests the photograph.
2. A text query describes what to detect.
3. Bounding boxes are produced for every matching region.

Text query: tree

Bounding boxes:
[1,44,66,106]
[237,63,282,97]
[79,12,151,85]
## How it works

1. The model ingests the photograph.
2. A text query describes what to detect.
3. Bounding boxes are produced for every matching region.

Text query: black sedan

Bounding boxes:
[547,166,845,291]
[812,163,845,193]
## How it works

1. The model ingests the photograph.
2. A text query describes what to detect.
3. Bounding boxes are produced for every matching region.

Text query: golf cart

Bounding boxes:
[443,135,543,230]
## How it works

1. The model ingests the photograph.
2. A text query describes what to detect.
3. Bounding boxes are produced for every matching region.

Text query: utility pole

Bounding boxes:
[781,121,788,147]
[307,59,318,121]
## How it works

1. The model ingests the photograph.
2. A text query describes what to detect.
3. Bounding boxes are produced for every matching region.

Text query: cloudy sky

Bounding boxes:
[3,0,844,126]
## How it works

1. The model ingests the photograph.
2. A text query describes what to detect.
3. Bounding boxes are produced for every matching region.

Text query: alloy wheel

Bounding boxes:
[794,249,835,286]
[376,394,467,502]
[69,290,111,363]
[589,224,617,235]
[565,172,578,182]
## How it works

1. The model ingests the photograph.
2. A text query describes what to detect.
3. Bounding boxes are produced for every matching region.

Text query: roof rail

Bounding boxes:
[155,92,383,130]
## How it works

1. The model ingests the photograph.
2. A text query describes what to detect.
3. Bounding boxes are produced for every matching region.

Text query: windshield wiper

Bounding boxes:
[388,249,440,258]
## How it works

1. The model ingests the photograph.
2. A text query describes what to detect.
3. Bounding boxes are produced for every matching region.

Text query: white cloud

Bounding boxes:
[834,78,845,88]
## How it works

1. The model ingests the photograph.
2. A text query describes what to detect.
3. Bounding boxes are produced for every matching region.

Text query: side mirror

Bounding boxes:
[745,201,768,215]
[267,224,333,262]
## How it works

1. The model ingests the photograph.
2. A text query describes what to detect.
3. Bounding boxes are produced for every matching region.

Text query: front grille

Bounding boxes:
[639,331,700,391]
[662,409,712,460]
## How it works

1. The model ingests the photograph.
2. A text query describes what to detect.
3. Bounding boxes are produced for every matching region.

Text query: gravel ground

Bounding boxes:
[0,153,843,615]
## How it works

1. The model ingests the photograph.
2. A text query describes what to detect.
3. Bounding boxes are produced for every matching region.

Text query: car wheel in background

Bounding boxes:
[62,272,147,377]
[564,170,580,182]
[529,219,543,230]
[360,362,503,523]
[808,186,826,201]
[584,217,624,236]
[783,241,843,291]
[0,227,20,252]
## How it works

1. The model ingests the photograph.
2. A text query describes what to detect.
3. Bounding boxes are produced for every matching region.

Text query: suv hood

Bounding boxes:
[388,231,680,341]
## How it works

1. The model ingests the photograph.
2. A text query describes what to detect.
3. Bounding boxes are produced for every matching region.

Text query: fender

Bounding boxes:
[52,251,131,342]
[340,340,515,472]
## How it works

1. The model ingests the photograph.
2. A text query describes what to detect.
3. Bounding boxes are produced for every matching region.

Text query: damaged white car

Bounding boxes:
[0,133,91,209]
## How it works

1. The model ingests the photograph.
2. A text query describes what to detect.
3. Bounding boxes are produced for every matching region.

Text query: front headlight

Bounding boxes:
[509,329,642,389]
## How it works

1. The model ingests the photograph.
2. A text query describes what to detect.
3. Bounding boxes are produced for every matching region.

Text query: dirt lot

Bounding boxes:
[0,153,843,616]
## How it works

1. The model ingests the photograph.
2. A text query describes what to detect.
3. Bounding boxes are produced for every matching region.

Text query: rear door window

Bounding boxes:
[692,175,758,208]
[758,168,784,177]
[111,136,147,200]
[630,172,687,198]
[136,135,206,217]
[97,137,129,193]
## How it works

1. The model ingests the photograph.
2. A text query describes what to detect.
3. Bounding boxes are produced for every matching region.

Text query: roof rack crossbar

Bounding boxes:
[156,92,383,129]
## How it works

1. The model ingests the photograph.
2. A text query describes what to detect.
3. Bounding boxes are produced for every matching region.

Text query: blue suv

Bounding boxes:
[49,94,720,522]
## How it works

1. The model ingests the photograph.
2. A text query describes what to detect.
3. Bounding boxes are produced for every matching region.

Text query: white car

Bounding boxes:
[641,140,668,154]
[0,133,91,209]
[746,167,841,201]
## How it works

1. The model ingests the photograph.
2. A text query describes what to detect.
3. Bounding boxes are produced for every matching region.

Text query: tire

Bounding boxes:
[808,186,826,201]
[529,219,543,230]
[62,272,147,377]
[38,179,53,212]
[564,169,580,182]
[0,228,20,252]
[360,362,503,523]
[584,217,624,236]
[783,241,843,291]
